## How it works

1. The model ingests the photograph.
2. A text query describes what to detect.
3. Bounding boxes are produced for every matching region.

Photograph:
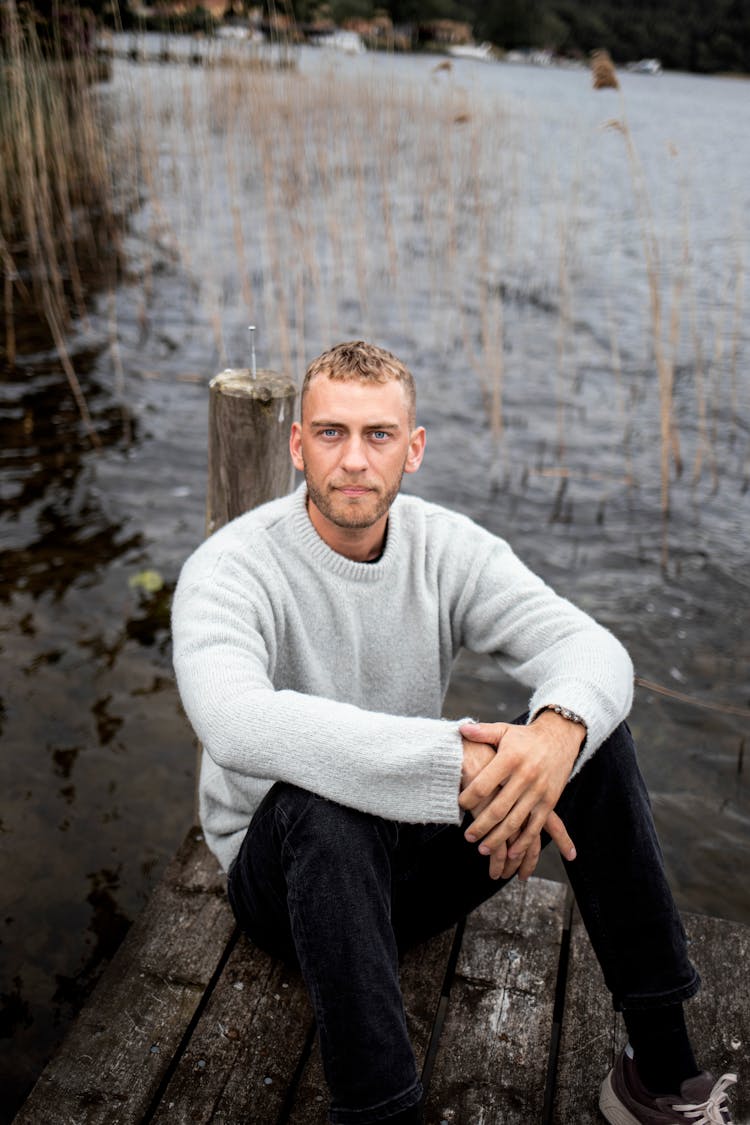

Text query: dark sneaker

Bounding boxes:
[599,1044,737,1124]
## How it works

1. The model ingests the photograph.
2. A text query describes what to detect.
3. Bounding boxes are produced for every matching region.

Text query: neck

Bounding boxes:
[307,500,388,562]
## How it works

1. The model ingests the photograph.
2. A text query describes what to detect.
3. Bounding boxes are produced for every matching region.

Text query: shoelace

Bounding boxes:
[673,1073,737,1123]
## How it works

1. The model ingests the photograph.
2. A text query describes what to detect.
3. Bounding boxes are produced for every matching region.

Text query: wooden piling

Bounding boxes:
[206,367,297,537]
[198,367,297,808]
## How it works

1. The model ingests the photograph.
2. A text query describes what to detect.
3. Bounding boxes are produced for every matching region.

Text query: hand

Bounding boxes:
[461,737,495,789]
[461,731,544,880]
[459,712,583,880]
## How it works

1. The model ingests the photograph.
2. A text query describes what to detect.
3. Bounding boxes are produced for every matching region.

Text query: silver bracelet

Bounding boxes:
[539,704,587,727]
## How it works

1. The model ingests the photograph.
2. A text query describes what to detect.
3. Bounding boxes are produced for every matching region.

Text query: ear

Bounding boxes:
[404,426,426,475]
[290,421,304,471]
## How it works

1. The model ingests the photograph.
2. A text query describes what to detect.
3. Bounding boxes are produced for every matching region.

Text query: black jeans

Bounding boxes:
[227,721,699,1124]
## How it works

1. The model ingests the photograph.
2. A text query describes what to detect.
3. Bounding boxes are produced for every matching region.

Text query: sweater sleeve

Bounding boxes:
[450,526,633,770]
[171,565,465,826]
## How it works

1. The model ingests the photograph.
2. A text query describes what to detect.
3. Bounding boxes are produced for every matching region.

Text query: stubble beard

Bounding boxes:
[304,469,405,530]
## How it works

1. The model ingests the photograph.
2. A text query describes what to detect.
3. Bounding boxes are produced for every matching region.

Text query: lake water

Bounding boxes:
[1,42,748,1118]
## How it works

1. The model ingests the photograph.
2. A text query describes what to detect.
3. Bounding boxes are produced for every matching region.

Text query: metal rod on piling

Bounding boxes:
[248,325,257,379]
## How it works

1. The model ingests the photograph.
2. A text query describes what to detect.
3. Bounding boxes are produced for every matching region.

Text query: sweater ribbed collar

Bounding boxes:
[290,483,402,582]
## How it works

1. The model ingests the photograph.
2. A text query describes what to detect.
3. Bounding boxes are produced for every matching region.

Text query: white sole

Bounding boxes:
[599,1069,643,1125]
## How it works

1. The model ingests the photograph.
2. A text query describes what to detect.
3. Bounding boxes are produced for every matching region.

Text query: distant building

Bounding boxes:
[128,0,226,20]
[418,19,473,47]
[341,13,412,51]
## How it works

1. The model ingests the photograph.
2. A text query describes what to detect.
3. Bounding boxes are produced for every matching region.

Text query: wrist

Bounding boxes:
[532,706,587,753]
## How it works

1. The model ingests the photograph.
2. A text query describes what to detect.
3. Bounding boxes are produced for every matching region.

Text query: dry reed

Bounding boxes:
[592,48,690,566]
[1,2,133,440]
[3,29,745,527]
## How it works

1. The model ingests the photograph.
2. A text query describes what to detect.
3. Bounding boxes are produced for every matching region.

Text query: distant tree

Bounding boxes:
[475,0,543,47]
[266,0,750,71]
[1,0,99,55]
[328,0,375,21]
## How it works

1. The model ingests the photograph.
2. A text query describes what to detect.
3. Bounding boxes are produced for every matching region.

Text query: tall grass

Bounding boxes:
[0,1,133,441]
[121,58,523,446]
[590,49,746,564]
[3,33,746,540]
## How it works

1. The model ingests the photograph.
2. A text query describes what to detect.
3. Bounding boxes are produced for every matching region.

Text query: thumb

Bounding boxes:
[459,721,506,746]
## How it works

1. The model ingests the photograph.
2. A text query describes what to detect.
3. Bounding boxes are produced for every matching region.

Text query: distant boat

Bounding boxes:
[216,26,265,42]
[447,42,495,62]
[216,26,251,39]
[626,57,662,74]
[314,30,365,54]
[504,47,554,66]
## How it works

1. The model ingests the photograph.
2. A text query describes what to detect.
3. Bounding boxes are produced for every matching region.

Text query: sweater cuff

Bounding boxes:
[527,680,621,770]
[427,719,471,824]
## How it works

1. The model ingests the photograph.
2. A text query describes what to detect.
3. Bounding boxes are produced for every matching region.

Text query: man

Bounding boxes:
[172,341,736,1124]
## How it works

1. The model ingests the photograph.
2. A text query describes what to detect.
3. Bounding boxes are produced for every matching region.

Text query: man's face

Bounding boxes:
[290,375,425,539]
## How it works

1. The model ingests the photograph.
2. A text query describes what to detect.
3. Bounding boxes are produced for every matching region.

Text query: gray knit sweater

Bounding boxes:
[172,485,633,871]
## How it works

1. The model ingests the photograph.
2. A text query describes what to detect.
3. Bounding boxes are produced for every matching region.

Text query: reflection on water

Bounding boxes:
[0,323,192,1114]
[1,45,749,1121]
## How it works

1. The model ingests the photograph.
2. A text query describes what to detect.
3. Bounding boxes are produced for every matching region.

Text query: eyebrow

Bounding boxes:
[309,419,402,430]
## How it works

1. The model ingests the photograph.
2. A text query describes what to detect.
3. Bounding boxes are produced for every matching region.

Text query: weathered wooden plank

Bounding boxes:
[284,927,458,1124]
[678,912,749,1120]
[553,908,750,1124]
[151,934,313,1124]
[15,827,234,1125]
[423,878,568,1125]
[552,907,624,1124]
[403,928,461,1070]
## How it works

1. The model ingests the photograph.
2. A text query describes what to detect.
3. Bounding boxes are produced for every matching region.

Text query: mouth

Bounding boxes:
[335,486,374,498]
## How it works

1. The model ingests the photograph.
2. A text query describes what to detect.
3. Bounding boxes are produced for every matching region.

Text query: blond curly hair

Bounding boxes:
[302,341,416,427]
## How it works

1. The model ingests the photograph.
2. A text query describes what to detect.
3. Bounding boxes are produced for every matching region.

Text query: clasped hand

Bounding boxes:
[459,712,583,882]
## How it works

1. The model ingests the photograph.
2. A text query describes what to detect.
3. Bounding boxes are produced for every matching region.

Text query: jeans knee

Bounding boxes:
[593,721,641,779]
[267,783,398,858]
[560,720,647,817]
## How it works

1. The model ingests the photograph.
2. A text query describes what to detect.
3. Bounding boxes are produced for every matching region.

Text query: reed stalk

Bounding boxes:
[726,243,744,447]
[592,50,690,567]
[5,27,739,521]
[555,199,572,462]
[689,275,708,489]
[1,0,129,441]
[2,244,16,368]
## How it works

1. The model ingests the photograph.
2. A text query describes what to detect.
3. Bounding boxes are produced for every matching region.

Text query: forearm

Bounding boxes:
[523,627,633,761]
[177,661,465,826]
[455,534,634,755]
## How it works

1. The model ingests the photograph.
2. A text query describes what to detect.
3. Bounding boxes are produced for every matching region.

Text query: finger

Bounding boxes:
[459,755,513,812]
[459,722,507,746]
[476,804,528,848]
[485,827,525,880]
[517,836,542,882]
[469,792,495,821]
[488,843,509,880]
[500,850,526,880]
[501,827,543,881]
[545,810,577,862]
[506,807,549,859]
[466,783,533,841]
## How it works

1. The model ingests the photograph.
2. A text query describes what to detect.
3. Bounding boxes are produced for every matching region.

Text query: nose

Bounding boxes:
[340,435,369,474]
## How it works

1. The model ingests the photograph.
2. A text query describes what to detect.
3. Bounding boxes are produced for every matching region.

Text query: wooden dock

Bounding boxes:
[16,825,749,1124]
[17,371,748,1123]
